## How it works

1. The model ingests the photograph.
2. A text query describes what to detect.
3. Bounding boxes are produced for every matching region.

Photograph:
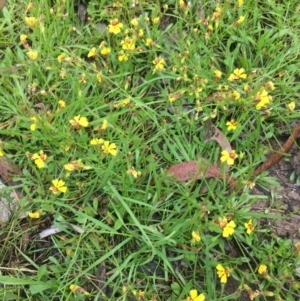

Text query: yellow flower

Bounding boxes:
[179,0,185,8]
[244,219,254,234]
[186,289,205,301]
[255,89,271,110]
[127,167,141,178]
[57,53,66,63]
[102,141,117,156]
[25,16,37,28]
[69,115,89,128]
[0,148,4,157]
[287,101,295,113]
[108,19,123,34]
[64,160,84,172]
[145,38,153,46]
[295,242,300,255]
[266,81,275,90]
[220,150,238,166]
[118,50,129,62]
[114,99,131,108]
[226,119,238,131]
[223,221,236,237]
[49,179,67,194]
[88,47,97,58]
[20,34,27,43]
[243,84,249,92]
[96,73,103,83]
[64,163,75,172]
[100,46,111,55]
[152,17,160,24]
[121,37,135,51]
[130,18,139,27]
[237,0,243,7]
[232,90,240,100]
[214,69,222,79]
[30,116,38,131]
[258,264,267,275]
[90,138,104,145]
[169,91,183,103]
[246,181,255,189]
[219,217,236,237]
[212,5,222,20]
[58,100,66,109]
[60,68,67,79]
[100,119,108,130]
[228,68,247,81]
[28,211,41,218]
[152,57,165,73]
[138,28,144,38]
[236,16,245,25]
[216,264,230,283]
[79,73,87,84]
[192,231,201,242]
[31,150,47,168]
[27,50,38,61]
[70,284,89,295]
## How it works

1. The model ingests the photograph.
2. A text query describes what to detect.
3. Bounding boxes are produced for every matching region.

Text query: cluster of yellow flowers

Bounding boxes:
[211,65,296,116]
[30,150,48,168]
[186,262,270,301]
[26,108,120,215]
[23,17,39,61]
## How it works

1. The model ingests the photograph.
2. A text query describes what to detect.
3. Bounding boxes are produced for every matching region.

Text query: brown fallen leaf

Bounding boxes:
[166,159,237,191]
[0,0,6,11]
[33,102,47,113]
[95,261,107,301]
[0,157,22,183]
[166,158,222,182]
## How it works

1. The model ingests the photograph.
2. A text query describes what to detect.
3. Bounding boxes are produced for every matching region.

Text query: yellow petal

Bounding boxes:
[221,273,227,283]
[190,290,198,299]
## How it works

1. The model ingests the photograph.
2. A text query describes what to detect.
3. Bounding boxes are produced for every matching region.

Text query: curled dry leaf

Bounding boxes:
[39,222,84,238]
[204,120,232,152]
[33,102,47,112]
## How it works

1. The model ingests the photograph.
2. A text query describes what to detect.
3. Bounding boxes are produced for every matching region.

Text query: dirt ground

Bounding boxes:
[252,141,300,239]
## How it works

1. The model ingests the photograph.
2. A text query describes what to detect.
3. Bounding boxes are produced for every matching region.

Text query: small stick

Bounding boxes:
[252,122,300,177]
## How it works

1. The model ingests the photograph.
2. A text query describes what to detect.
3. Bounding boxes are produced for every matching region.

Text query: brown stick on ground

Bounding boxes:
[252,122,300,177]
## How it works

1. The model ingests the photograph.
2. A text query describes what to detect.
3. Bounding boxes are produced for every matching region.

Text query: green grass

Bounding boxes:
[0,0,300,300]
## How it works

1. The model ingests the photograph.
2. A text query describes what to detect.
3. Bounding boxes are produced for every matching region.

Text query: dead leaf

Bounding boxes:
[77,3,87,23]
[196,0,205,19]
[166,158,222,182]
[0,0,6,11]
[0,157,22,183]
[95,262,107,301]
[204,120,232,152]
[33,102,47,112]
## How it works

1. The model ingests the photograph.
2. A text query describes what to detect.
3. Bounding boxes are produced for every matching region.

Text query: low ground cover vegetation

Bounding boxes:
[0,0,300,300]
